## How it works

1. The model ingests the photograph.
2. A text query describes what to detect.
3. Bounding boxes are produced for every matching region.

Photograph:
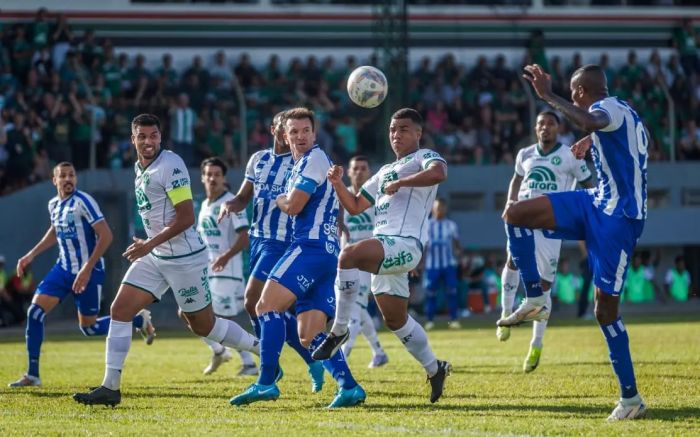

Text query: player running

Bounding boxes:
[496,111,594,373]
[73,114,259,407]
[338,155,389,368]
[218,111,325,392]
[499,64,649,420]
[229,107,364,408]
[313,108,451,403]
[8,162,154,388]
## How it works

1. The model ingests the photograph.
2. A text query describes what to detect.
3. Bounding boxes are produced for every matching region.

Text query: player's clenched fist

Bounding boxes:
[327,165,344,185]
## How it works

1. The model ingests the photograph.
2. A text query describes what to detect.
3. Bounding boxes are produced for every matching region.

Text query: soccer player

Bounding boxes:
[8,162,154,388]
[499,64,649,420]
[195,157,257,376]
[496,110,593,373]
[339,155,389,368]
[218,111,325,391]
[313,108,451,404]
[73,114,259,407]
[423,198,462,331]
[229,107,365,408]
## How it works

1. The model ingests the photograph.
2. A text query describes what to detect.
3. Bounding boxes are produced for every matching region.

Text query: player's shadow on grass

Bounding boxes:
[645,406,700,421]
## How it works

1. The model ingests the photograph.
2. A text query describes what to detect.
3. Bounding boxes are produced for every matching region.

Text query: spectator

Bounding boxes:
[673,18,699,77]
[665,255,692,301]
[169,92,197,166]
[624,253,654,303]
[50,14,74,71]
[553,258,582,305]
[0,265,36,327]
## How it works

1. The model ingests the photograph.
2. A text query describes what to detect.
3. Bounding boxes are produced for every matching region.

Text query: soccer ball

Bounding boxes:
[346,66,388,108]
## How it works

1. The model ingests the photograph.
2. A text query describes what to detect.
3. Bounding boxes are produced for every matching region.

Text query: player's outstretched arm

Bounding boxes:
[212,228,249,273]
[383,161,447,195]
[72,220,113,293]
[123,200,195,262]
[17,226,58,277]
[218,180,253,223]
[327,165,371,215]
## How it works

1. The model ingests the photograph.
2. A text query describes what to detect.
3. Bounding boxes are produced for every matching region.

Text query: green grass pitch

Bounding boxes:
[1,316,698,436]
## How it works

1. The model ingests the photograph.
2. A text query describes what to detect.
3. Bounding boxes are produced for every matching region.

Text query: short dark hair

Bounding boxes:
[391,108,423,126]
[349,155,369,165]
[537,110,560,125]
[131,113,161,132]
[200,157,227,176]
[675,255,684,264]
[53,161,74,174]
[284,107,315,132]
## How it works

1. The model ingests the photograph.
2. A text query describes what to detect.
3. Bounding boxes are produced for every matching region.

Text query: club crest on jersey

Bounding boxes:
[551,156,562,166]
[326,241,338,255]
[526,166,558,191]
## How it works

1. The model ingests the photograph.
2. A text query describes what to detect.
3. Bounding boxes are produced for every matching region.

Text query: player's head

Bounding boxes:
[390,108,423,158]
[535,111,560,147]
[200,157,227,198]
[283,107,316,156]
[131,113,162,161]
[347,155,370,187]
[674,255,685,270]
[52,162,76,198]
[559,257,569,272]
[632,252,642,267]
[432,197,448,219]
[271,110,288,147]
[570,64,609,108]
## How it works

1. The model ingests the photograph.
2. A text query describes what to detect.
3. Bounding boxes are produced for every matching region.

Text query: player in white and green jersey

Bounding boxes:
[497,111,594,373]
[339,156,388,368]
[195,157,257,377]
[74,114,259,408]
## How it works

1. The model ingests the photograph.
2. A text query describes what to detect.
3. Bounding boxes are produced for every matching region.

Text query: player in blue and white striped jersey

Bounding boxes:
[501,64,648,420]
[9,162,153,388]
[218,111,325,392]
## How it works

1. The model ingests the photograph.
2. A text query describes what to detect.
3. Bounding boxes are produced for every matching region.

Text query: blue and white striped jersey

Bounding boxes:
[48,190,105,275]
[245,148,294,243]
[285,145,339,249]
[425,218,459,270]
[589,97,648,220]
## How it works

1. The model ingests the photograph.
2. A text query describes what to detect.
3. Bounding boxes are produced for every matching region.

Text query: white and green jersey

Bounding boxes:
[360,148,446,246]
[134,149,205,259]
[515,143,592,201]
[197,191,249,280]
[343,186,375,244]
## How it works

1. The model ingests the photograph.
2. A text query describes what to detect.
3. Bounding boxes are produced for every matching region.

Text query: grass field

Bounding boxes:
[0,315,698,436]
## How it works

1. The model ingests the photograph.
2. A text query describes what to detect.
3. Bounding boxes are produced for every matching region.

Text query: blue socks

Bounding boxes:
[26,304,46,378]
[505,223,542,298]
[310,332,357,390]
[601,317,638,399]
[283,312,314,365]
[250,316,262,339]
[79,314,144,336]
[257,311,286,386]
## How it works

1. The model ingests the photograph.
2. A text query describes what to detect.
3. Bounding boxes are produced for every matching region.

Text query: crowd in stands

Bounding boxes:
[2,10,700,195]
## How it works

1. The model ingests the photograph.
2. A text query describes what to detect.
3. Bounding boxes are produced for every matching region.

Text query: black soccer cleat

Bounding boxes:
[427,360,452,403]
[311,330,350,361]
[73,386,122,407]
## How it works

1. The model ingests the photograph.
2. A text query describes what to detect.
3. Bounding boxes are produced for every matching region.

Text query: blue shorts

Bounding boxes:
[249,236,289,282]
[546,190,644,296]
[269,241,337,318]
[36,264,105,316]
[424,266,458,295]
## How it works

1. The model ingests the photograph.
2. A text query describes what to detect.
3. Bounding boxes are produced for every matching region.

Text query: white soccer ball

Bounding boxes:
[346,66,388,108]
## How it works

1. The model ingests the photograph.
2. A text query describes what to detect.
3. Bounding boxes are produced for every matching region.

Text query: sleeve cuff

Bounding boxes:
[294,176,317,194]
[360,188,375,205]
[422,158,447,170]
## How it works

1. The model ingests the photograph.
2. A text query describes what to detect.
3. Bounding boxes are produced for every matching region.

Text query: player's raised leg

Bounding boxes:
[497,257,519,342]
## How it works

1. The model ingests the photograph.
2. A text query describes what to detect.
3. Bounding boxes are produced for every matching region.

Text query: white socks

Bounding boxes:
[331,268,360,336]
[360,308,385,356]
[392,316,438,377]
[102,320,133,390]
[342,308,362,358]
[238,350,256,366]
[501,266,520,316]
[206,317,260,355]
[531,291,551,348]
[202,336,226,355]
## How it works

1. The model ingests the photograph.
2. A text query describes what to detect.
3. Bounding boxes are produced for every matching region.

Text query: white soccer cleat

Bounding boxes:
[136,309,156,345]
[424,321,435,331]
[447,320,462,330]
[236,364,259,377]
[203,348,233,375]
[496,296,550,327]
[8,374,41,388]
[496,325,511,342]
[607,396,647,421]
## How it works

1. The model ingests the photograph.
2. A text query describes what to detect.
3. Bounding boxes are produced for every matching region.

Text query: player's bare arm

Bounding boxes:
[17,226,58,277]
[276,188,310,216]
[72,220,113,293]
[218,180,253,223]
[570,136,593,159]
[212,227,249,273]
[123,199,195,262]
[523,64,610,132]
[327,165,371,215]
[383,161,447,195]
[504,173,524,213]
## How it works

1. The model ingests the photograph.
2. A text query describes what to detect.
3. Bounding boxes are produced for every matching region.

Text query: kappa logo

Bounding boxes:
[184,297,195,304]
[525,166,558,191]
[401,334,413,344]
[172,168,183,176]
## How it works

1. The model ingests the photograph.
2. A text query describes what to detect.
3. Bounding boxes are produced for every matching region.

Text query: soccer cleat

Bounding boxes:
[237,364,259,377]
[73,386,121,407]
[496,297,550,327]
[327,384,366,409]
[496,325,511,342]
[8,374,41,388]
[310,330,349,361]
[424,321,435,331]
[275,366,284,383]
[607,396,647,421]
[136,309,156,345]
[523,345,542,373]
[368,353,389,369]
[203,348,233,375]
[307,361,325,393]
[229,383,280,406]
[427,360,452,403]
[447,320,462,330]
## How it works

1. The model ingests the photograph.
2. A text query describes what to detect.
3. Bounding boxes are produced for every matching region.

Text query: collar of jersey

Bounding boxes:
[137,148,164,173]
[301,144,320,157]
[536,142,562,157]
[58,191,77,204]
[270,147,292,157]
[205,191,229,205]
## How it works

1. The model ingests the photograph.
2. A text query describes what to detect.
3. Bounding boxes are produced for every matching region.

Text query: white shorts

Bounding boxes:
[371,235,422,299]
[122,250,211,313]
[209,277,245,317]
